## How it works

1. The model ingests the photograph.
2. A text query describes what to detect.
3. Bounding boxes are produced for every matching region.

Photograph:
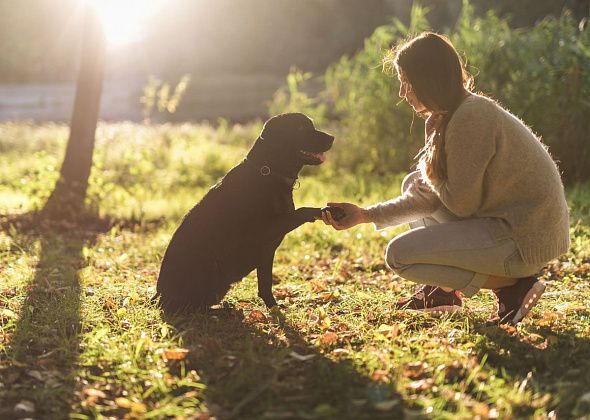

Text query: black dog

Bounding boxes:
[155,113,336,312]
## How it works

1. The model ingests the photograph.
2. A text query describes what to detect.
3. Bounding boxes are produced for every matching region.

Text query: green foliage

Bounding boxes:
[270,1,590,182]
[268,68,327,125]
[140,74,191,123]
[452,2,590,183]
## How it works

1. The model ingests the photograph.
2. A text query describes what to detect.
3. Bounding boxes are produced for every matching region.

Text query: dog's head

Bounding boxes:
[256,113,334,166]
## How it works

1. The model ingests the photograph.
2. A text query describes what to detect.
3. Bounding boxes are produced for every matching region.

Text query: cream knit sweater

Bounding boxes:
[366,94,570,265]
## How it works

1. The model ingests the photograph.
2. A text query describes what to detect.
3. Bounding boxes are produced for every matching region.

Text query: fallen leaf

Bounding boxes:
[318,290,341,302]
[403,362,428,379]
[163,348,189,360]
[473,402,490,417]
[130,401,147,414]
[104,298,116,310]
[318,331,338,347]
[371,369,390,382]
[1,308,17,319]
[160,324,169,338]
[332,348,350,356]
[84,388,107,399]
[376,324,400,339]
[246,310,267,324]
[119,319,132,329]
[407,378,434,391]
[310,279,327,292]
[26,370,44,381]
[442,361,465,381]
[14,400,35,414]
[501,324,517,334]
[116,397,132,408]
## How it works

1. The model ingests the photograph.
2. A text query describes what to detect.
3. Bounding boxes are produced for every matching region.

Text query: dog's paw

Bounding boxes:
[259,293,278,308]
[321,206,346,221]
[297,207,322,222]
[269,305,286,324]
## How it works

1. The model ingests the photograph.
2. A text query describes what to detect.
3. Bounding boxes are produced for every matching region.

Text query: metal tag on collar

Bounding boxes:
[260,165,271,176]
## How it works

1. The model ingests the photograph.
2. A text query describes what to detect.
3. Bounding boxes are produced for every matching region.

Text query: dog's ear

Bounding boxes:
[260,114,284,141]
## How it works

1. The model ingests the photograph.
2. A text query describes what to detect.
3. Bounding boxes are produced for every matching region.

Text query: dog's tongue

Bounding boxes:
[315,152,326,163]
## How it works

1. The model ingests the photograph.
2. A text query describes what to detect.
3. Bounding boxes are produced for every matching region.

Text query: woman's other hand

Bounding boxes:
[321,202,370,230]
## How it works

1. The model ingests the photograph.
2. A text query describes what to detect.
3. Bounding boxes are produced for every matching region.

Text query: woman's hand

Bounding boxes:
[321,202,370,230]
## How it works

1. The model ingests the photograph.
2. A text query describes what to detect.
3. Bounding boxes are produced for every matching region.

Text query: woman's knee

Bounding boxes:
[385,237,408,271]
[401,170,421,194]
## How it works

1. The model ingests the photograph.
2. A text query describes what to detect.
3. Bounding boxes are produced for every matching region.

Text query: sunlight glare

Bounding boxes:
[89,0,164,48]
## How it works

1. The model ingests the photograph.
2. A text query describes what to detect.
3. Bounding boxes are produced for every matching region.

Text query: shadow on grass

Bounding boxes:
[0,212,109,419]
[164,306,404,420]
[473,320,590,417]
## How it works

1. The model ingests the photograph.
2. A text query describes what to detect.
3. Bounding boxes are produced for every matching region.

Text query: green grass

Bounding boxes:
[1,122,589,419]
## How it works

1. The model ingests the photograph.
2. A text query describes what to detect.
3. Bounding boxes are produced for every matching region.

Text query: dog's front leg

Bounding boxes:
[260,207,322,242]
[257,248,277,308]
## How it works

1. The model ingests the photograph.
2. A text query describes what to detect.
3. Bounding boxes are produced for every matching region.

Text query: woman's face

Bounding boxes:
[398,71,427,114]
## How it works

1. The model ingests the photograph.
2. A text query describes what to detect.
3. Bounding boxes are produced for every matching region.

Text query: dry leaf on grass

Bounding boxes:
[246,309,267,324]
[375,324,400,339]
[332,348,350,356]
[318,331,338,347]
[403,362,428,379]
[318,290,341,302]
[310,278,327,292]
[371,369,390,382]
[407,378,434,391]
[14,400,35,414]
[84,388,107,398]
[163,347,189,360]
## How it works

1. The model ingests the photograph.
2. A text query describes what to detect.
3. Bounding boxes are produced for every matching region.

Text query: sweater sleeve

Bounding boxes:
[365,173,442,230]
[434,102,497,218]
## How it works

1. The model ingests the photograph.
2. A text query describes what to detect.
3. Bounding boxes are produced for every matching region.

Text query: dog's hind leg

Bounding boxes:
[156,255,231,312]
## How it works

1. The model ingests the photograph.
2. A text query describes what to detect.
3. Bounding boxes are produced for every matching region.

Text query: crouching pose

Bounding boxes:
[322,32,570,325]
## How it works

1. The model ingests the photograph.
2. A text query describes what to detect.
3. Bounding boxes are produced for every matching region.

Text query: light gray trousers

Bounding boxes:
[385,172,544,297]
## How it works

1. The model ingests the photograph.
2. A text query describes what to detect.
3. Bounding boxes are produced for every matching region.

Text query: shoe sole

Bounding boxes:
[511,281,546,324]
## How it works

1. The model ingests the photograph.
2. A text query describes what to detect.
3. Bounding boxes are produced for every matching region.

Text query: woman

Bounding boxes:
[322,32,570,325]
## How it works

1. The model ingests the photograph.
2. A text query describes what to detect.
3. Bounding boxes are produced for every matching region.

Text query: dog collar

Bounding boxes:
[243,158,299,189]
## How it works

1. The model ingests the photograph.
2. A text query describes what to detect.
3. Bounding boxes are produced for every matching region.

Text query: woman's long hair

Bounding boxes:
[383,32,473,184]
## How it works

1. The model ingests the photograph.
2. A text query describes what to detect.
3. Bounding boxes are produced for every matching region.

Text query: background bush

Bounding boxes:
[270,1,590,184]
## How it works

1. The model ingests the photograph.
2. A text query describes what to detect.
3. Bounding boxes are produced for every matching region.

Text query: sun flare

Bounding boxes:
[89,0,164,47]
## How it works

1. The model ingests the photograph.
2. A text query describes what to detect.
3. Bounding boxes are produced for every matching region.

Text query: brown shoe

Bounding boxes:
[394,285,462,313]
[492,276,545,325]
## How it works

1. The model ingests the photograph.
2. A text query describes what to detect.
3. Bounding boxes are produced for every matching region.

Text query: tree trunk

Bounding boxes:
[44,4,105,217]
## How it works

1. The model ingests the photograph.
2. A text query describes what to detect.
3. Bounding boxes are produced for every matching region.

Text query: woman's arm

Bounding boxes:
[364,173,442,229]
[322,173,442,230]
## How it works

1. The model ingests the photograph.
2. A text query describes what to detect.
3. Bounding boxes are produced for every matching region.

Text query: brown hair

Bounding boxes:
[383,32,473,183]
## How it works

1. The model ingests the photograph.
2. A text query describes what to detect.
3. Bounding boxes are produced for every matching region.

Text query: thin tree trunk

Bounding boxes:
[45,4,105,217]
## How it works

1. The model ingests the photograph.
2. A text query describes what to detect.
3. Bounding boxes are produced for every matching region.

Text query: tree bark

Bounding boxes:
[45,4,105,217]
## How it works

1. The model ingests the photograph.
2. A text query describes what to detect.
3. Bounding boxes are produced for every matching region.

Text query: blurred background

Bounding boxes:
[1,0,588,122]
[0,0,588,211]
